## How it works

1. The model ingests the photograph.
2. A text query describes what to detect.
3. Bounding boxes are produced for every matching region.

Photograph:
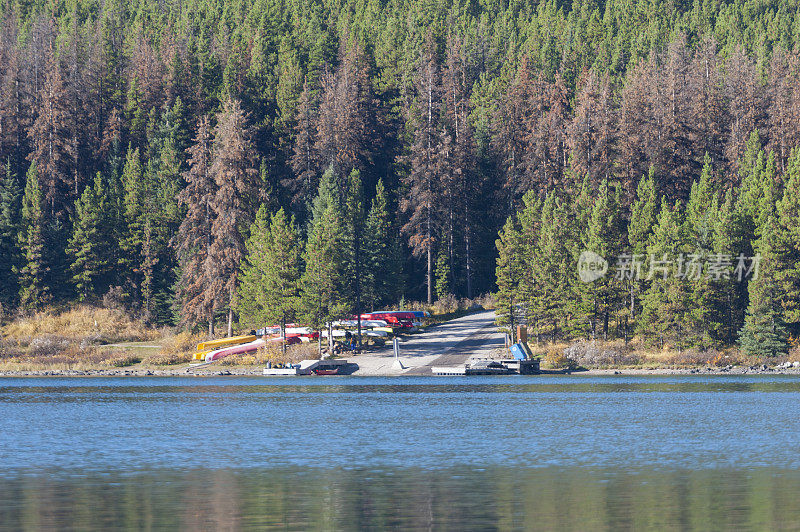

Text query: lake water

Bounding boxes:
[2,375,800,529]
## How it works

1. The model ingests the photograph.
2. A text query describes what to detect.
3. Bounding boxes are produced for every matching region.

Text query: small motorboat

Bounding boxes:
[313,367,340,375]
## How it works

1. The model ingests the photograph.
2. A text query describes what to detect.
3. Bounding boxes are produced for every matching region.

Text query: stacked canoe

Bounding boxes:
[192,333,303,362]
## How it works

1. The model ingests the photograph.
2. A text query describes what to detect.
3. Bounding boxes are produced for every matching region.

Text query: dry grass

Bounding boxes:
[542,348,575,369]
[0,343,147,371]
[142,351,194,366]
[524,337,789,369]
[0,305,166,371]
[142,330,206,365]
[3,306,158,344]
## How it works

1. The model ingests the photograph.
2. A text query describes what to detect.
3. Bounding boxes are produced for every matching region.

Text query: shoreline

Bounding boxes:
[2,365,800,377]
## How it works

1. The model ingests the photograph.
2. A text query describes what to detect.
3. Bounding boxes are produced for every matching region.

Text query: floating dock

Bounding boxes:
[431,358,540,376]
[262,358,348,376]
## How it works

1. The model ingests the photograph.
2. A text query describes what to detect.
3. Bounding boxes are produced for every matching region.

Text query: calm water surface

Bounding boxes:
[1,375,800,530]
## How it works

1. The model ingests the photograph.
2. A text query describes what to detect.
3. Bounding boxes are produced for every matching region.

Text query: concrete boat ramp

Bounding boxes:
[260,311,538,377]
[345,310,507,376]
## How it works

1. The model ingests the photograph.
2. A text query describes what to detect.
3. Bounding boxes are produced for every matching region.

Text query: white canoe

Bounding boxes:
[332,319,388,328]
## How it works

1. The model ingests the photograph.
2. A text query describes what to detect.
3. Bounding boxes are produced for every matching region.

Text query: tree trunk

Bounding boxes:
[208,316,214,338]
[227,291,233,337]
[427,245,433,304]
[465,224,472,299]
[281,312,286,357]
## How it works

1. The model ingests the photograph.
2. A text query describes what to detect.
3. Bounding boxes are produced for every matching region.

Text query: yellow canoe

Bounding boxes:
[372,327,394,333]
[192,351,210,361]
[196,335,257,352]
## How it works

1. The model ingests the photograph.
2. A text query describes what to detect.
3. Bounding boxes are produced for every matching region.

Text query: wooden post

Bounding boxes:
[517,325,527,344]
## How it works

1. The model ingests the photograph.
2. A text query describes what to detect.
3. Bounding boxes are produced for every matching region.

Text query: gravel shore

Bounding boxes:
[2,364,800,377]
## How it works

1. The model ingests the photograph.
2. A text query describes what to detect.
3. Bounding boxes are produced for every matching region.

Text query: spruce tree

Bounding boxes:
[579,179,625,340]
[626,167,658,333]
[300,203,347,348]
[67,173,111,301]
[683,156,717,346]
[708,190,746,344]
[363,178,402,310]
[517,191,543,328]
[0,160,22,306]
[19,163,48,311]
[237,206,301,331]
[776,148,800,324]
[640,200,692,349]
[120,146,144,296]
[435,246,452,301]
[495,215,524,335]
[342,169,366,322]
[176,117,217,334]
[536,194,576,341]
[207,98,258,336]
[739,215,789,357]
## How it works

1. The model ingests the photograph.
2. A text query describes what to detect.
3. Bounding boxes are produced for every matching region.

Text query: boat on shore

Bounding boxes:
[312,367,340,375]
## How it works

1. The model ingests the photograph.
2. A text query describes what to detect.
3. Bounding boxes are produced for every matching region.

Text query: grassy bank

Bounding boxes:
[0,306,194,371]
[530,338,800,371]
[4,303,797,374]
[0,306,368,372]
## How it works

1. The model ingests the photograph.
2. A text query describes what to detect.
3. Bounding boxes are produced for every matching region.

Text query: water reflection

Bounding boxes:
[4,376,800,529]
[2,467,800,530]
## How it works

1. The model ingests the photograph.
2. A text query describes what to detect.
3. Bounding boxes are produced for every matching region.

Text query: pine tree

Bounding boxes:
[401,32,444,304]
[495,215,524,334]
[19,163,48,311]
[626,167,658,331]
[363,179,402,310]
[435,246,452,301]
[708,190,745,344]
[300,203,347,346]
[207,98,258,336]
[0,159,22,306]
[640,200,692,348]
[776,148,800,323]
[739,215,789,357]
[176,116,217,334]
[341,169,366,318]
[580,179,625,340]
[237,206,301,330]
[287,79,318,208]
[534,193,575,341]
[28,41,76,218]
[568,71,618,188]
[67,172,110,301]
[683,156,717,346]
[313,36,378,186]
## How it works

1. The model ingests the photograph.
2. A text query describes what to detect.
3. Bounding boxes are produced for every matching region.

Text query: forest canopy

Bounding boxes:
[1,0,800,349]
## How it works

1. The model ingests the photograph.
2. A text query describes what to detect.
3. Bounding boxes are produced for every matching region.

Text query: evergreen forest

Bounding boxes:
[1,0,800,353]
